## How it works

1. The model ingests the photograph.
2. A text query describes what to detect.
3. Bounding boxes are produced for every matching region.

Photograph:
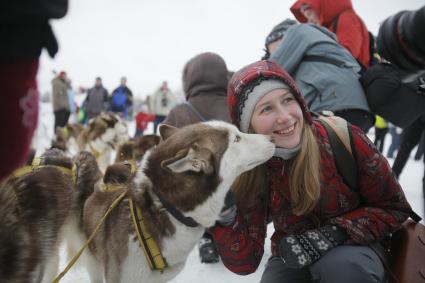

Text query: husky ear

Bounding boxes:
[159,124,179,140]
[161,146,214,174]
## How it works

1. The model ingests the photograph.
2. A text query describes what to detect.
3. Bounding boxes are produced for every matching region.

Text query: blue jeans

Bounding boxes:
[260,245,386,283]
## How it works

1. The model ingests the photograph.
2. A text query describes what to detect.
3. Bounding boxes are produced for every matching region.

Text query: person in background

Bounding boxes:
[51,71,71,131]
[150,81,176,133]
[290,0,371,68]
[134,104,155,137]
[110,76,133,119]
[386,123,402,159]
[0,0,68,181]
[209,60,410,283]
[373,115,388,153]
[83,77,109,120]
[163,52,231,263]
[66,79,78,123]
[264,19,374,133]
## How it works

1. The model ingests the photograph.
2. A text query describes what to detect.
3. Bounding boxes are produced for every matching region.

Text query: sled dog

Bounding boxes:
[0,149,101,283]
[83,121,275,283]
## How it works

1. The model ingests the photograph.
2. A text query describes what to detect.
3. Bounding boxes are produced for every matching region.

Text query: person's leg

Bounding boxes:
[387,127,398,158]
[154,115,166,134]
[260,256,311,283]
[414,131,425,160]
[0,59,39,181]
[393,120,423,177]
[309,245,386,283]
[334,109,374,134]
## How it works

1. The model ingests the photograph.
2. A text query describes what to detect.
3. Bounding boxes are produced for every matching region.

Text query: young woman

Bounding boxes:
[210,60,411,283]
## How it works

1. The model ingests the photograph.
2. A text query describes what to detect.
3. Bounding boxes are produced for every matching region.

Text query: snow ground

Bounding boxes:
[33,103,424,283]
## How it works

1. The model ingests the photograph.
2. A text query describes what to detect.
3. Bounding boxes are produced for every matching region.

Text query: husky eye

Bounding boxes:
[234,135,241,143]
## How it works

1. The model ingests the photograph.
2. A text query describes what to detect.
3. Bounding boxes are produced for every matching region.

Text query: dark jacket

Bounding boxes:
[163,52,230,127]
[84,85,108,116]
[290,0,370,67]
[0,0,68,62]
[210,60,411,275]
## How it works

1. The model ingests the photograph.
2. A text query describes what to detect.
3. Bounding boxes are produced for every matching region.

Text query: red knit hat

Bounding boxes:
[227,60,312,131]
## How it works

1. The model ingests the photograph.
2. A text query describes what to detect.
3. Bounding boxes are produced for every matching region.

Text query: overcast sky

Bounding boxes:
[37,0,424,99]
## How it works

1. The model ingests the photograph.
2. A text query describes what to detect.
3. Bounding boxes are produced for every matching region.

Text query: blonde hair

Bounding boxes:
[231,122,321,215]
[290,122,321,215]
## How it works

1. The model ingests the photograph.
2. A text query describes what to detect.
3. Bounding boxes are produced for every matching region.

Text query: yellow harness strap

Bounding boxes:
[129,198,168,272]
[11,157,76,183]
[60,127,70,140]
[89,143,103,158]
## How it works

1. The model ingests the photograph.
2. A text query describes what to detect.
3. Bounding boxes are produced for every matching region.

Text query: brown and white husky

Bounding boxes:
[115,134,160,163]
[82,121,275,283]
[0,149,101,283]
[77,112,129,172]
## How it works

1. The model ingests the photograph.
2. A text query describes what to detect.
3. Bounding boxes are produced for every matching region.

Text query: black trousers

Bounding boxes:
[374,128,388,153]
[392,117,425,198]
[54,108,70,131]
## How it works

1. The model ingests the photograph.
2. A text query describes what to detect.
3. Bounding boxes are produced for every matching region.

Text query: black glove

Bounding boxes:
[217,191,237,226]
[279,225,347,269]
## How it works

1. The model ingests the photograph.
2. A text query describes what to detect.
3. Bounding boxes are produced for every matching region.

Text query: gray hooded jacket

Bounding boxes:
[270,24,370,113]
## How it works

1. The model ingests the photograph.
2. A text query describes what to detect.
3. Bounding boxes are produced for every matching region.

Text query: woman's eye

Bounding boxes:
[260,106,272,114]
[282,97,294,104]
[234,135,241,142]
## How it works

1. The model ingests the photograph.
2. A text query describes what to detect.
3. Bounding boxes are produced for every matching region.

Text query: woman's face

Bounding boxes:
[302,8,320,25]
[251,88,304,149]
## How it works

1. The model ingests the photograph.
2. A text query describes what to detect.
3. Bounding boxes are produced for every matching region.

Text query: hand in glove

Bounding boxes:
[216,191,237,226]
[279,225,347,269]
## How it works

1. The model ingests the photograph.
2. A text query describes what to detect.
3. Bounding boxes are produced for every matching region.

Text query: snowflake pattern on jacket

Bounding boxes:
[209,121,411,275]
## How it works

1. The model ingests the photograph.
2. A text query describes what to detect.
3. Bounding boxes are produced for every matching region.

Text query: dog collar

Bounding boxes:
[155,194,199,228]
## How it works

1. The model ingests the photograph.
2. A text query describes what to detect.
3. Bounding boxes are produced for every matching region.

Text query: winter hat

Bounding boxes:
[265,19,297,46]
[228,60,312,133]
[239,79,289,132]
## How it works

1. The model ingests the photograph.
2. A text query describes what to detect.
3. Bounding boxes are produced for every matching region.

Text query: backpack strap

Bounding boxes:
[317,114,422,223]
[332,13,341,34]
[316,115,358,191]
[184,102,207,122]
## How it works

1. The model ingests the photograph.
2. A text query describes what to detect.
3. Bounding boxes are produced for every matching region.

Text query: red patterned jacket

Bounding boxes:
[210,121,411,275]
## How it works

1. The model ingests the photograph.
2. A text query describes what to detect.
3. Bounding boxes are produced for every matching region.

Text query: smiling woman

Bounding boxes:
[209,60,412,283]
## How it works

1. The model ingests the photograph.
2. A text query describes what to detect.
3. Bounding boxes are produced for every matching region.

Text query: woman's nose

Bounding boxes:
[275,108,289,123]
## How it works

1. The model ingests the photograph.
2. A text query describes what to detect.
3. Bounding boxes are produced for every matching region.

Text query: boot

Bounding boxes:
[198,236,219,263]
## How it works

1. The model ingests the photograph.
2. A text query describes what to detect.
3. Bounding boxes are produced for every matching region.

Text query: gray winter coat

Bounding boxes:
[51,76,70,112]
[84,86,108,116]
[270,24,370,113]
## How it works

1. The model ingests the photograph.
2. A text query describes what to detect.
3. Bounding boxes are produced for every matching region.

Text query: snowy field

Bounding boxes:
[33,103,424,283]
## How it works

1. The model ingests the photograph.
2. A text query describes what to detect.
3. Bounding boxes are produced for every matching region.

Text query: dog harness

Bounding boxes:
[129,198,168,272]
[11,157,76,183]
[100,162,168,273]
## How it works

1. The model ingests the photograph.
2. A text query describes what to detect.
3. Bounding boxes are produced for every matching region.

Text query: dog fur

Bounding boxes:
[0,149,102,283]
[82,121,275,283]
[115,134,160,163]
[51,123,85,154]
[77,112,129,172]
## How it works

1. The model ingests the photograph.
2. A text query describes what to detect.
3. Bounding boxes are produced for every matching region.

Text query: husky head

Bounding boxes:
[141,121,275,227]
